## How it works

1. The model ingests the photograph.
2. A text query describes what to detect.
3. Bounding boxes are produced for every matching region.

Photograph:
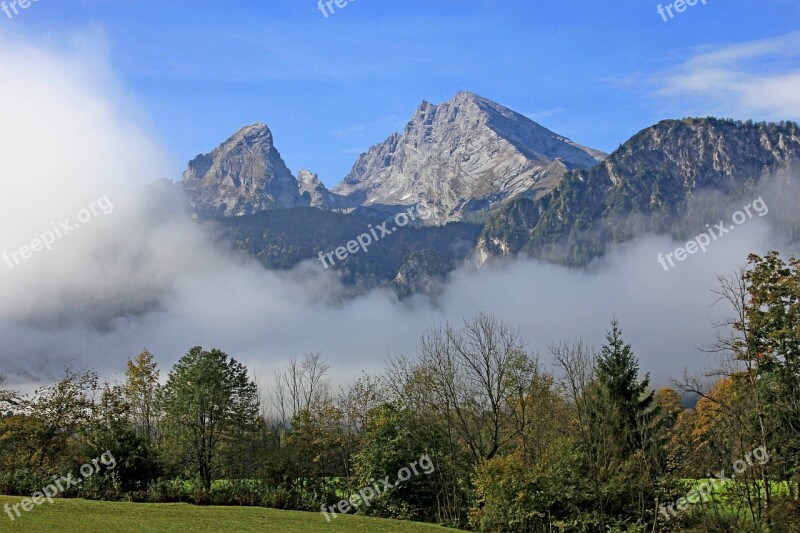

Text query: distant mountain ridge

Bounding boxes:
[177,96,800,296]
[181,92,606,223]
[477,118,800,266]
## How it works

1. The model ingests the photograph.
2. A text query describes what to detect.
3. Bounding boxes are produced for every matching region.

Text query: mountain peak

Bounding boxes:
[412,92,492,119]
[333,92,606,223]
[452,90,483,101]
[182,123,304,217]
[228,122,272,142]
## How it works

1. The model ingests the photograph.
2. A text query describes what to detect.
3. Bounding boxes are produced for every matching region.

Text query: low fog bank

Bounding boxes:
[1,35,797,394]
[0,218,789,394]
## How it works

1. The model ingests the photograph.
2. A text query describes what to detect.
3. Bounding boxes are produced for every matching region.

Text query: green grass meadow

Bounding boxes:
[0,496,454,533]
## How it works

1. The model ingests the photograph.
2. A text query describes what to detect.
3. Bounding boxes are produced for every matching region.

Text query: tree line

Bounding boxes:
[1,251,799,531]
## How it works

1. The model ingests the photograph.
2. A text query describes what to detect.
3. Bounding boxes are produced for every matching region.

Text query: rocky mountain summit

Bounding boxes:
[332,91,606,224]
[182,92,606,223]
[182,123,304,217]
[177,96,800,297]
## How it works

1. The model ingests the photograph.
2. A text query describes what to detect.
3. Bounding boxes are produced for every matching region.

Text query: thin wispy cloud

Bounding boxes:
[525,108,563,121]
[332,123,367,140]
[337,147,366,155]
[654,31,800,120]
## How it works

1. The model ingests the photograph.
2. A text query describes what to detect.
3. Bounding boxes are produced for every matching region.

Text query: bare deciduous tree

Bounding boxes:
[271,352,331,427]
[417,313,537,462]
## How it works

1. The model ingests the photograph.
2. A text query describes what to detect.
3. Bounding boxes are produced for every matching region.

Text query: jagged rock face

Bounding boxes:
[600,118,800,194]
[477,118,800,266]
[297,169,347,209]
[332,91,606,224]
[182,123,305,217]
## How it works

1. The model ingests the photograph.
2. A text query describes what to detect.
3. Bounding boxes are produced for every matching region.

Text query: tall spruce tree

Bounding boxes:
[596,319,655,451]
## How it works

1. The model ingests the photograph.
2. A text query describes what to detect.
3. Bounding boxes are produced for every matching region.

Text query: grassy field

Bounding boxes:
[0,496,455,533]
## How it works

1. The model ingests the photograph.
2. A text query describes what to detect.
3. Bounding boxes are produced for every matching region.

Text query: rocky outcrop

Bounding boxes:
[182,123,305,217]
[297,169,348,209]
[332,91,606,224]
[477,118,800,266]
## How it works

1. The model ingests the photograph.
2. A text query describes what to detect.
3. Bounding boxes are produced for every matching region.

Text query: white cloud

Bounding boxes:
[654,31,800,120]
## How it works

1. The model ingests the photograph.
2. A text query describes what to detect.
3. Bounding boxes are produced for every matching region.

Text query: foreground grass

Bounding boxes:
[0,496,455,533]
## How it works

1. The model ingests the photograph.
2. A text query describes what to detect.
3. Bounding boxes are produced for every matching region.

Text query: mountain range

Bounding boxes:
[178,92,800,295]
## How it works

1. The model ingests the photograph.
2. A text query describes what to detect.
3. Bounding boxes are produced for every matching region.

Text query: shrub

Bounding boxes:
[470,453,548,532]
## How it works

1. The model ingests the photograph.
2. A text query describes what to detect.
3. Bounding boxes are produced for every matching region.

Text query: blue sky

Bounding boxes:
[4,0,800,187]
